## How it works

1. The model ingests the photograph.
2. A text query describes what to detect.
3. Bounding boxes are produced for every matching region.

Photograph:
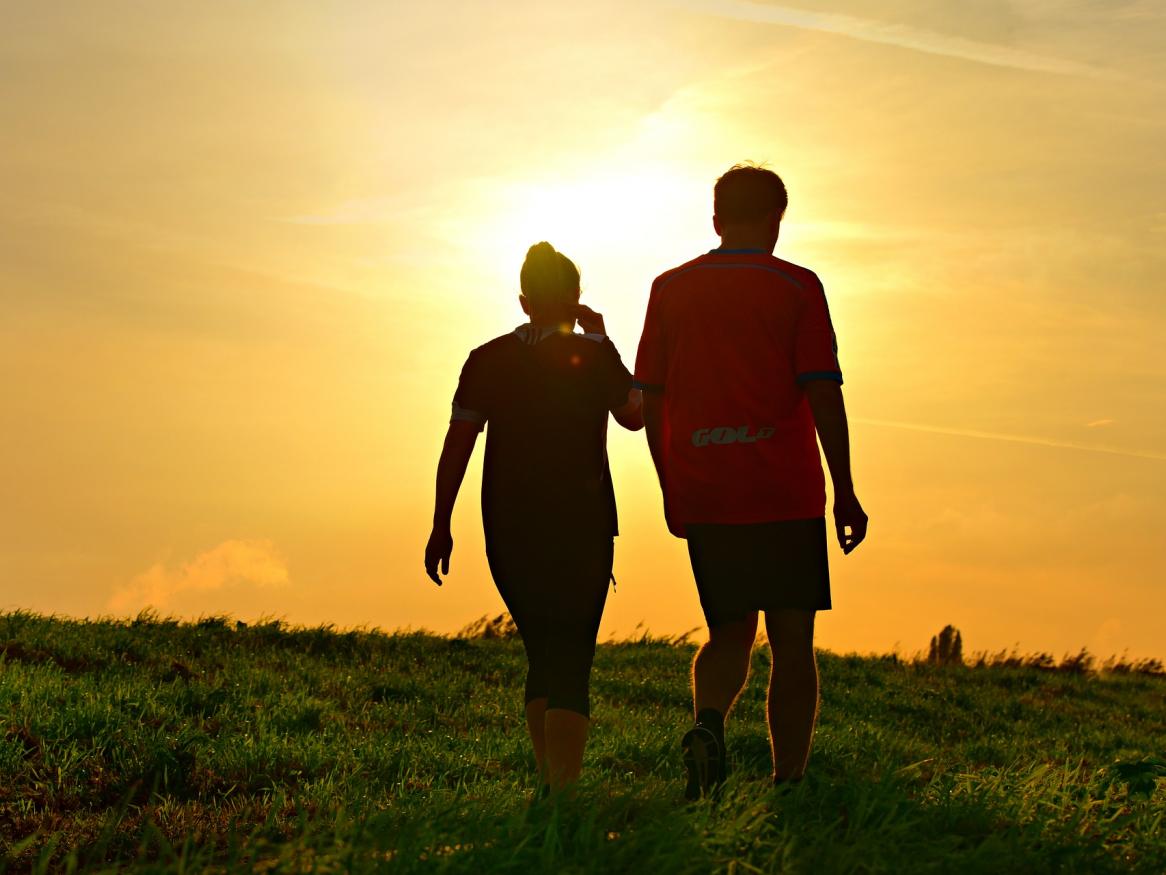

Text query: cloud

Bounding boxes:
[283,196,412,226]
[853,417,1166,462]
[1085,418,1114,428]
[110,539,289,613]
[680,0,1115,78]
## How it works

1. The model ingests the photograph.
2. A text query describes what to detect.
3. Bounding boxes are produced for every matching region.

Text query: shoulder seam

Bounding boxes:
[655,261,808,293]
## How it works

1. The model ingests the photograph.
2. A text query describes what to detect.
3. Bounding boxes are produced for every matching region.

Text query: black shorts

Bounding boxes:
[686,518,831,627]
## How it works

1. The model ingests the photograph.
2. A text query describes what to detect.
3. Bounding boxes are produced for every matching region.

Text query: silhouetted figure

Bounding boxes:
[634,164,868,798]
[425,242,643,793]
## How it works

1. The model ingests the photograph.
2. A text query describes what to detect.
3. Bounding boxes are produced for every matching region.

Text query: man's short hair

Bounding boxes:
[714,164,788,224]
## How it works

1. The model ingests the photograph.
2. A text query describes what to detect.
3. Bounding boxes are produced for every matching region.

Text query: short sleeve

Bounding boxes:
[794,275,843,385]
[633,281,666,393]
[451,349,491,431]
[597,338,634,411]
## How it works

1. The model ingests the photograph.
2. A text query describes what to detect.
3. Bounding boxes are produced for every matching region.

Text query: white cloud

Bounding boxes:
[110,539,289,613]
[282,196,416,226]
[854,417,1166,462]
[680,0,1116,77]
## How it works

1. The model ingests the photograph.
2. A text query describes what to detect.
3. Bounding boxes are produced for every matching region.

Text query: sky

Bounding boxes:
[2,0,1164,659]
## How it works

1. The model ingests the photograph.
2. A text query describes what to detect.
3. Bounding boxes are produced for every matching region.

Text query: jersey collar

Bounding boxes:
[513,322,608,346]
[513,323,570,345]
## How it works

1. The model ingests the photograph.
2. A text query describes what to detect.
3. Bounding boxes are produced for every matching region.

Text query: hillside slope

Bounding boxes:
[1,612,1164,873]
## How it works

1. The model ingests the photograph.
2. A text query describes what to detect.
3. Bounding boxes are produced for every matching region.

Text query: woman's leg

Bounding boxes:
[488,544,552,784]
[525,697,549,781]
[544,707,589,790]
[542,617,600,790]
[517,621,552,781]
[542,539,612,791]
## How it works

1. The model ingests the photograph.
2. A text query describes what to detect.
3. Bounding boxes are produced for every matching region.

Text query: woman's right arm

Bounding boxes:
[424,421,481,585]
[612,388,643,431]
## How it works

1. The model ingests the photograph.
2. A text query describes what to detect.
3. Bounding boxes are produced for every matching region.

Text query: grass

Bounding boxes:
[1,610,1164,873]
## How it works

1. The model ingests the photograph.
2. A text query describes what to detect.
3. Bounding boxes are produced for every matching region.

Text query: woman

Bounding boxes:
[424,242,642,793]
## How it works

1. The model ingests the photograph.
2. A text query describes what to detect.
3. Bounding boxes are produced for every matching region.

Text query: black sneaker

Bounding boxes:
[681,724,723,801]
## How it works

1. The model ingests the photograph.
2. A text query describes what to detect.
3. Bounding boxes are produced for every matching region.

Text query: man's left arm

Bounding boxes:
[795,275,867,554]
[803,380,867,554]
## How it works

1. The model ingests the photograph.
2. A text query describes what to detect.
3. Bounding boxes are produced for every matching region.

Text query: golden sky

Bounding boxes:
[3,1,1164,659]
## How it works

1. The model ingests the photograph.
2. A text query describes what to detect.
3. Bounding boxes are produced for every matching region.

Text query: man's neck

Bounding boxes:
[716,234,774,253]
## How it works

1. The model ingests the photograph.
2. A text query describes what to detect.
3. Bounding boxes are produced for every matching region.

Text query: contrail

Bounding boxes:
[853,417,1166,462]
[681,0,1115,78]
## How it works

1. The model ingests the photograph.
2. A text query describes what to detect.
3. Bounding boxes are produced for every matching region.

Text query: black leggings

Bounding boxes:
[486,533,612,718]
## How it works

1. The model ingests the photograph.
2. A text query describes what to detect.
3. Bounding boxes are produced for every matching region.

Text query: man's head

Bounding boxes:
[519,242,581,325]
[712,163,788,251]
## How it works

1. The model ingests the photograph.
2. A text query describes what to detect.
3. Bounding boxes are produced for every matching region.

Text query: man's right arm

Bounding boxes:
[424,421,480,585]
[803,380,868,554]
[642,391,683,537]
[642,392,666,491]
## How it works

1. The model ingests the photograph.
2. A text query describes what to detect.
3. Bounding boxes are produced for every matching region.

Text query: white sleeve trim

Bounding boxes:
[450,401,486,431]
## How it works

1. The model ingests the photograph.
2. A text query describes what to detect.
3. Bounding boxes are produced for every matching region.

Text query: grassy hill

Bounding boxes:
[1,611,1164,873]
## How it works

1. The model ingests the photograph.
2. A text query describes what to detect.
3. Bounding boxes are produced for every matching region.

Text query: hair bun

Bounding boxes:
[526,241,557,261]
[520,241,580,307]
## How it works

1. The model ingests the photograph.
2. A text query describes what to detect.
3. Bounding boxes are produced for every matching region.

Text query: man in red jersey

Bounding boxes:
[634,164,868,799]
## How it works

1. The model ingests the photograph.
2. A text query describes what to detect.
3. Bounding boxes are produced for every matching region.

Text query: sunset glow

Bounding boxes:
[2,1,1164,660]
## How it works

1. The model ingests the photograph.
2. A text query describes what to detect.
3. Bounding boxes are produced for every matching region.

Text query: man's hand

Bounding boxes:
[425,525,453,585]
[575,304,606,335]
[833,490,868,555]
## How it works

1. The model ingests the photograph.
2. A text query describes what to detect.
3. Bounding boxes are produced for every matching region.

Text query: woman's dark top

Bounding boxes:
[451,324,633,545]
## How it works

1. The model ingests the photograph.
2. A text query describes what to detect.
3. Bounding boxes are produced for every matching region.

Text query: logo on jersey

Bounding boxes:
[691,425,776,447]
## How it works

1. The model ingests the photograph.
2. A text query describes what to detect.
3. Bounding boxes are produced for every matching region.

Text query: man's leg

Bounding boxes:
[692,613,759,717]
[763,609,818,782]
[683,614,758,799]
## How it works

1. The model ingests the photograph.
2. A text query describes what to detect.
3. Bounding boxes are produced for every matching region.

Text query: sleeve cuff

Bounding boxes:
[632,379,664,393]
[450,401,487,431]
[796,371,844,385]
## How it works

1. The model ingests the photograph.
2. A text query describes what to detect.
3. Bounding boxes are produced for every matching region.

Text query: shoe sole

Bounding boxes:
[681,726,721,801]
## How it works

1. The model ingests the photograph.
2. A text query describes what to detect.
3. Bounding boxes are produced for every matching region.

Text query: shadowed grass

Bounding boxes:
[0,611,1163,872]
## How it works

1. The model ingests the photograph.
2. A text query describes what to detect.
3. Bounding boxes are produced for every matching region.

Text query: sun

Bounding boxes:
[463,165,704,273]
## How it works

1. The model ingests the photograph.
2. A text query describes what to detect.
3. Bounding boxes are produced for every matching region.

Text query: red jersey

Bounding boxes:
[634,249,842,535]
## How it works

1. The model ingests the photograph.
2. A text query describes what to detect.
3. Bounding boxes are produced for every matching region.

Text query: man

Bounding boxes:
[634,164,868,799]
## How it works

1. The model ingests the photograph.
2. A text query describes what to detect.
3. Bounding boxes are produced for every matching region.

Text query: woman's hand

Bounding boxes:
[575,304,606,336]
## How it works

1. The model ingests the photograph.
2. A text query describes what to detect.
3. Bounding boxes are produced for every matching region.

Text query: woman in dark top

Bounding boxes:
[425,242,643,793]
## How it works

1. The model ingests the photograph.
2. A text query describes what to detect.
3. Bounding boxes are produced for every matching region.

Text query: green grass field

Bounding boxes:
[1,611,1164,873]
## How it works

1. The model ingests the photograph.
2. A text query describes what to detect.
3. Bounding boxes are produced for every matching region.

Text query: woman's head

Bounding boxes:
[520,242,580,323]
